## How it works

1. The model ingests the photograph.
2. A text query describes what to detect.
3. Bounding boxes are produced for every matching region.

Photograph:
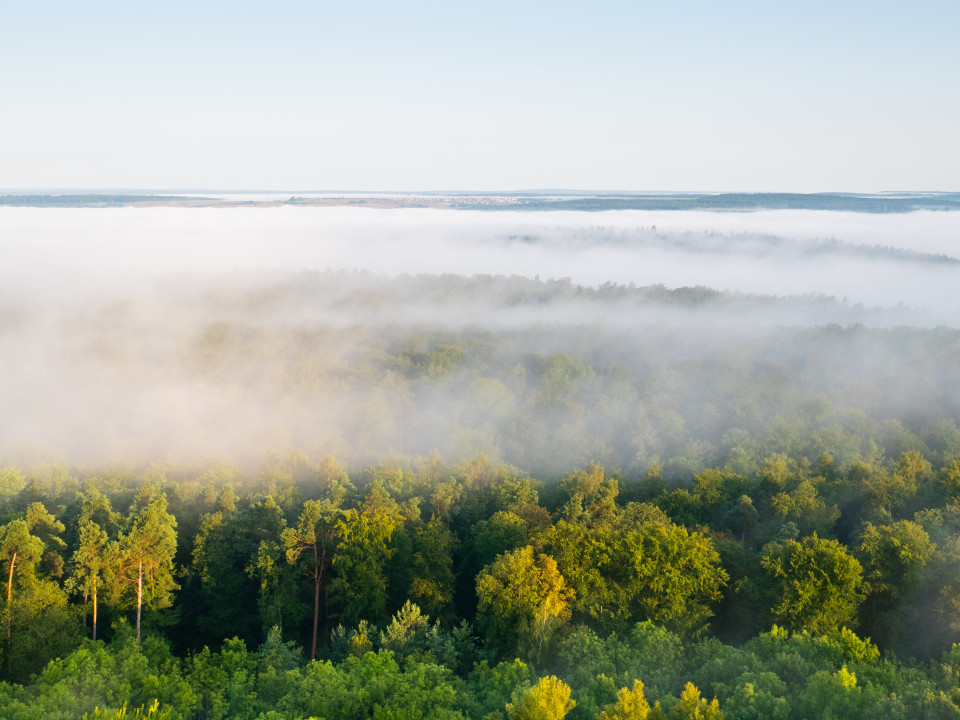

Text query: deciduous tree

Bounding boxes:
[476,545,573,663]
[759,534,864,635]
[332,506,399,626]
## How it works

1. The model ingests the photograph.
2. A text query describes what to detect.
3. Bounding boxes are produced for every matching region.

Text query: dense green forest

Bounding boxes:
[6,271,960,717]
[5,440,960,719]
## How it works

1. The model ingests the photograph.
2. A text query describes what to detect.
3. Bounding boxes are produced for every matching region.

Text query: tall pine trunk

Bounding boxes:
[312,569,319,659]
[6,552,16,641]
[136,555,143,644]
[92,578,98,642]
[311,546,328,660]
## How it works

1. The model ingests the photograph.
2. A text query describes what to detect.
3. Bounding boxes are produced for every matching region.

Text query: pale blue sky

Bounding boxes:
[1,1,957,191]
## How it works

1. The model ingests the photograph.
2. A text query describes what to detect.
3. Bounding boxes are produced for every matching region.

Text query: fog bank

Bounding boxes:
[2,207,959,319]
[2,206,960,470]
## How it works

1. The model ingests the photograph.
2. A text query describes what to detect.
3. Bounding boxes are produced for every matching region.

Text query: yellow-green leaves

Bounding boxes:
[476,546,573,663]
[598,680,651,720]
[507,676,575,720]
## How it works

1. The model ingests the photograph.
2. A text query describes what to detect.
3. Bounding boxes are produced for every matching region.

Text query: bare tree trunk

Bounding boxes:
[92,580,98,642]
[6,555,15,605]
[6,553,16,641]
[136,557,143,644]
[275,581,283,632]
[311,569,320,660]
[311,545,327,660]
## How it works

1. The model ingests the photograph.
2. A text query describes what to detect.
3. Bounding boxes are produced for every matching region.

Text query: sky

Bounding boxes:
[1,0,958,192]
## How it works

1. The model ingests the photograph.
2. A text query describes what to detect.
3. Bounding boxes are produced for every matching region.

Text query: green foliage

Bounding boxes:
[506,675,575,720]
[0,507,81,680]
[114,495,179,642]
[545,514,726,637]
[723,675,792,720]
[380,601,429,657]
[468,659,532,718]
[542,520,622,629]
[66,492,119,640]
[243,496,307,639]
[856,519,935,650]
[0,629,195,718]
[282,496,343,658]
[5,578,82,682]
[476,546,573,663]
[82,699,176,719]
[657,682,723,720]
[619,523,726,637]
[759,534,865,634]
[718,496,759,540]
[0,519,45,600]
[332,507,399,625]
[597,680,650,720]
[554,623,686,706]
[277,650,469,720]
[769,479,839,537]
[0,603,950,720]
[183,638,256,720]
[798,665,885,720]
[399,344,467,381]
[743,624,881,697]
[24,503,67,579]
[191,507,260,646]
[0,468,27,498]
[467,511,529,576]
[408,517,456,620]
[6,415,960,717]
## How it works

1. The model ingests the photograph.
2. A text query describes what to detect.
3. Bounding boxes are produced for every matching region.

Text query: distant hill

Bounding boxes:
[2,191,959,212]
[464,192,960,213]
[0,194,208,207]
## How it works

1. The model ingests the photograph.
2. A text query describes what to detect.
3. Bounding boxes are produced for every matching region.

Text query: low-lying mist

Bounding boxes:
[3,206,960,314]
[2,206,959,472]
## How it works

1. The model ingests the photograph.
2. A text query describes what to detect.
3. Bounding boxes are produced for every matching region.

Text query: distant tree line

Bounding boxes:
[462,192,960,213]
[6,192,960,212]
[0,195,202,207]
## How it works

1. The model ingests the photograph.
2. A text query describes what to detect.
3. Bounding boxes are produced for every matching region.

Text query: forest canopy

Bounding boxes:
[5,439,960,718]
